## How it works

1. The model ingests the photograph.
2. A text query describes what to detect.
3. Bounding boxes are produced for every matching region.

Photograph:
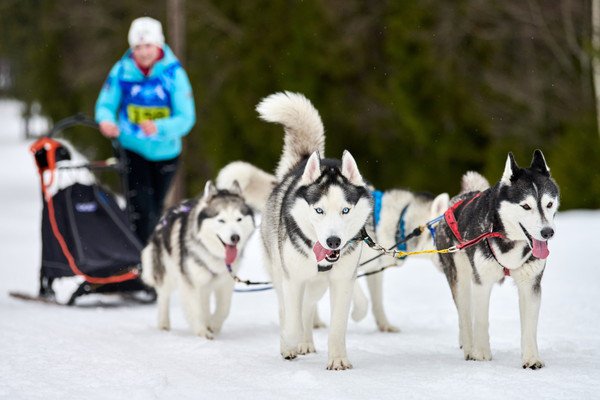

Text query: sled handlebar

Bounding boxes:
[48,113,100,138]
[46,114,126,173]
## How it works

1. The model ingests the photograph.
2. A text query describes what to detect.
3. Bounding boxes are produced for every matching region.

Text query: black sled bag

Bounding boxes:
[41,183,143,279]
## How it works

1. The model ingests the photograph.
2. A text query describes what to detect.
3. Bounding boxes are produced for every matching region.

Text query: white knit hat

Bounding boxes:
[128,17,165,48]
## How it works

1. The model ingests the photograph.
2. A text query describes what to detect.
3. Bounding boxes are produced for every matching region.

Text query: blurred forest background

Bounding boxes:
[1,0,599,209]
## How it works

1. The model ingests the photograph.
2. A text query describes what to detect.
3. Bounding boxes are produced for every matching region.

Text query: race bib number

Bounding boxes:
[126,105,171,124]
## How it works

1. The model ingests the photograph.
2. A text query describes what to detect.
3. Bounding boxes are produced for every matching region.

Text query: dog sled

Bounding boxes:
[10,114,154,306]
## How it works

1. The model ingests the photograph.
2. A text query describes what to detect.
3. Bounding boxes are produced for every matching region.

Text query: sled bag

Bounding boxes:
[41,183,143,279]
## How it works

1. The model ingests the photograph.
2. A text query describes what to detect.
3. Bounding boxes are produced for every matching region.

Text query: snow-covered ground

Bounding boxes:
[1,102,599,399]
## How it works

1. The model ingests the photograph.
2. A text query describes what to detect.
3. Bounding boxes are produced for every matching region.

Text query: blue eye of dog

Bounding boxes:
[547,202,553,208]
[342,207,350,214]
[315,208,324,214]
[521,204,531,210]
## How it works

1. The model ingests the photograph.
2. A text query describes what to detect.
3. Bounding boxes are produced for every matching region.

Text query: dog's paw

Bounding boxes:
[326,357,353,371]
[193,327,214,340]
[208,324,222,336]
[281,349,298,360]
[466,347,492,361]
[522,357,545,370]
[377,322,400,333]
[313,320,327,329]
[158,323,170,331]
[297,342,316,355]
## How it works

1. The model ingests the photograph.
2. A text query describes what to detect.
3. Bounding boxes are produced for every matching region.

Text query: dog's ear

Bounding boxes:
[530,149,550,176]
[203,180,218,201]
[501,152,520,184]
[229,180,243,196]
[430,193,450,218]
[341,150,364,186]
[301,151,321,185]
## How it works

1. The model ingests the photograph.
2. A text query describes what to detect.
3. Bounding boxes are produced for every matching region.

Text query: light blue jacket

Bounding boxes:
[95,45,196,161]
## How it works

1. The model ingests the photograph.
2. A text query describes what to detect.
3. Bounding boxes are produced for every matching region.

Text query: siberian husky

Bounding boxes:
[434,150,559,369]
[355,189,449,331]
[216,165,449,333]
[257,91,372,370]
[141,181,255,338]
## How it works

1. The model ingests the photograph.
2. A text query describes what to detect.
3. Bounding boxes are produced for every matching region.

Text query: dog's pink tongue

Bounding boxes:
[313,242,333,262]
[532,239,549,259]
[225,245,238,265]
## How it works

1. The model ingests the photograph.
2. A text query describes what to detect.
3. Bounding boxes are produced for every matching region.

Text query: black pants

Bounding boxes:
[124,150,179,244]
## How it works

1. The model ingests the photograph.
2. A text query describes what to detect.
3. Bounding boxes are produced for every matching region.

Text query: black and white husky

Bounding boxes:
[141,181,255,339]
[434,150,559,369]
[257,91,372,370]
[217,165,449,333]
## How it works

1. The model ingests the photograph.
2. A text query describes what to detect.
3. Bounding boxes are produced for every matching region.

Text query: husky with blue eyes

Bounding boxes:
[257,92,372,370]
[141,181,255,339]
[434,150,559,369]
[216,162,451,334]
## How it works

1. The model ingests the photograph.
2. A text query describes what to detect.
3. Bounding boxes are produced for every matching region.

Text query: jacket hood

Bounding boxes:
[119,44,179,80]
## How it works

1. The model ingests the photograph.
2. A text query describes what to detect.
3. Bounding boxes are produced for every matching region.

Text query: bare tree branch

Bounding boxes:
[527,0,576,74]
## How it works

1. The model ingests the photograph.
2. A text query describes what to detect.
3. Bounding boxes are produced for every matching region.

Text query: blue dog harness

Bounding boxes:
[395,205,409,259]
[372,190,384,227]
[372,190,409,258]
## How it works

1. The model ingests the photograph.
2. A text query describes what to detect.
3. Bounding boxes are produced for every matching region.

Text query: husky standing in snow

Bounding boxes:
[141,181,255,339]
[217,163,449,333]
[256,92,372,370]
[434,150,559,369]
[352,189,449,331]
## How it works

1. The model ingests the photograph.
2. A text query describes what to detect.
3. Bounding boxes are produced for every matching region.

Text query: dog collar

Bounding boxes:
[318,265,333,272]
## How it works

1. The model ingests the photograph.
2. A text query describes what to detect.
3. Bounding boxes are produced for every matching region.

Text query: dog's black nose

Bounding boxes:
[326,236,341,250]
[230,234,240,244]
[540,227,554,239]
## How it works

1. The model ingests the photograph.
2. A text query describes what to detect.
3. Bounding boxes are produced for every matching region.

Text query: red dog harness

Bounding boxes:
[444,193,511,276]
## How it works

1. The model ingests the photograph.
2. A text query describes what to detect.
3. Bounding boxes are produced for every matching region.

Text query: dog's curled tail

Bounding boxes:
[256,91,325,180]
[461,171,490,194]
[216,161,277,213]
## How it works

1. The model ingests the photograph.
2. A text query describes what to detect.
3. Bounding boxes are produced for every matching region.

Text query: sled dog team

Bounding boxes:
[141,91,560,371]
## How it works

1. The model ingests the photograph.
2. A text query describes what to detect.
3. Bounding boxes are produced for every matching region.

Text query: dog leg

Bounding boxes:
[366,271,399,332]
[281,277,305,360]
[156,285,172,331]
[514,266,545,369]
[199,285,213,336]
[210,276,235,335]
[181,283,213,340]
[452,256,474,359]
[351,280,368,323]
[312,307,327,329]
[471,280,494,361]
[299,278,328,355]
[327,276,354,370]
[269,267,290,358]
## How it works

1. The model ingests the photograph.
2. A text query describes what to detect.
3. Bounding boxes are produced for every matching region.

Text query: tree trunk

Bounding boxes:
[165,0,186,206]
